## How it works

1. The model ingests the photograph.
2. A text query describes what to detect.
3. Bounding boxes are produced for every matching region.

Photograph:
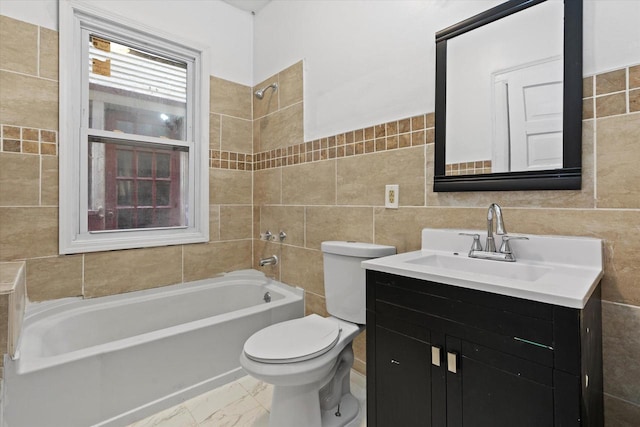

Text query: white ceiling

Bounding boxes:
[222,0,271,15]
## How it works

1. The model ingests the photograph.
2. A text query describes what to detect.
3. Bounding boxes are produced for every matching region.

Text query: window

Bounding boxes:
[59,1,209,253]
[88,138,186,231]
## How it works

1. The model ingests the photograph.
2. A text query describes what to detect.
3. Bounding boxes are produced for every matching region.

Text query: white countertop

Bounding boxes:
[362,228,604,309]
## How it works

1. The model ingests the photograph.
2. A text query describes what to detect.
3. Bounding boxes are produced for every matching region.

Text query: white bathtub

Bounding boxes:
[1,269,303,427]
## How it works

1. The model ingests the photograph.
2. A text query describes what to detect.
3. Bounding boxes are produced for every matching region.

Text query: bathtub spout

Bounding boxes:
[259,255,278,267]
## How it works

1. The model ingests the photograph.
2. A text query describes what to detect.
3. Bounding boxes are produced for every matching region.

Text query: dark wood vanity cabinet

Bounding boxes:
[366,270,603,427]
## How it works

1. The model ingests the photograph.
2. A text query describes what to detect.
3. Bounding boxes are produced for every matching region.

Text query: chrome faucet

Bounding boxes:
[485,203,506,252]
[459,203,528,262]
[259,255,278,267]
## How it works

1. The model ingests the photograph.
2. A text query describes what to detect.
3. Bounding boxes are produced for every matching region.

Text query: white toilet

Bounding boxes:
[240,241,396,427]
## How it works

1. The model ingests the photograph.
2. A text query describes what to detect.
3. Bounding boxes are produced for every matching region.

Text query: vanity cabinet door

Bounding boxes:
[374,323,432,427]
[446,337,554,427]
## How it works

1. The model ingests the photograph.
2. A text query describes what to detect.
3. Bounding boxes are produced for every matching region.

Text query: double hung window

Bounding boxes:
[59,1,209,253]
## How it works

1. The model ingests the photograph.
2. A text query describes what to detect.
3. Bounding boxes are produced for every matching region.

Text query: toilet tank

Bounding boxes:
[321,241,396,324]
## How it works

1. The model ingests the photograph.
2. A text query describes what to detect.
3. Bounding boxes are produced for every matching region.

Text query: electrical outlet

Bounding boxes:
[385,184,399,209]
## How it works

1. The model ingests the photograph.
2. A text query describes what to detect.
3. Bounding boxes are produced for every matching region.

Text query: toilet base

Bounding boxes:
[269,386,360,427]
[267,345,360,427]
[269,381,323,427]
[321,392,360,427]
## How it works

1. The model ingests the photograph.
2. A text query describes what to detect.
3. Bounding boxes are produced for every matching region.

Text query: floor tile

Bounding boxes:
[127,404,198,427]
[185,382,252,424]
[196,393,264,427]
[237,375,273,411]
[128,370,366,427]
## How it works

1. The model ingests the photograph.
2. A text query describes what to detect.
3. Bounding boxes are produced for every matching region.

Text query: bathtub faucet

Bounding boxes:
[259,255,278,267]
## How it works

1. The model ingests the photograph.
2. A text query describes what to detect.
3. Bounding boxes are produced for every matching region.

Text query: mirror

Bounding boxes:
[434,0,583,192]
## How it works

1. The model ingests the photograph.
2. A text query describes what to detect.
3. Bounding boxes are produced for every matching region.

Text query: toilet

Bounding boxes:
[240,241,396,427]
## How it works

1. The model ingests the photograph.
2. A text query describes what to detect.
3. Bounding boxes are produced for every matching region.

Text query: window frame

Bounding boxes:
[59,1,209,254]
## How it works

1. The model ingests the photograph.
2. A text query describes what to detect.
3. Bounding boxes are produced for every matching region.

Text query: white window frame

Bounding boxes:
[59,0,209,254]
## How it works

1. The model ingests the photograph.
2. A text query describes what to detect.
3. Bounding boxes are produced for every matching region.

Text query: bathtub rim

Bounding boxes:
[12,269,303,375]
[23,269,298,320]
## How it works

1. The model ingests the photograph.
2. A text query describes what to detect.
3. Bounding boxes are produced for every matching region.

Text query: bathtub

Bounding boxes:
[1,269,303,427]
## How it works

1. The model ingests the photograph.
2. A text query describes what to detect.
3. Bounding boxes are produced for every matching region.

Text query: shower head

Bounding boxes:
[255,82,278,99]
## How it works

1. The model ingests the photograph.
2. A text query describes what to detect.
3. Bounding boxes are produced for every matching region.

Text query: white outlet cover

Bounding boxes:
[385,184,399,208]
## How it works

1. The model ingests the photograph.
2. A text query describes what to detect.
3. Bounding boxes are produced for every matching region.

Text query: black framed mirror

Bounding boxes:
[434,0,582,192]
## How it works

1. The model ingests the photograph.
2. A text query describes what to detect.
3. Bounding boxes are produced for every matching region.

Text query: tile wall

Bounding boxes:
[252,63,640,425]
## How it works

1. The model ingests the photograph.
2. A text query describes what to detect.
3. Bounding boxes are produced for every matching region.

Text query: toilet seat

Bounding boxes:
[243,314,342,364]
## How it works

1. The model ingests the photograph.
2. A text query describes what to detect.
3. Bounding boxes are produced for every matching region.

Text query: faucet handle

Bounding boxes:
[459,232,483,253]
[499,235,529,254]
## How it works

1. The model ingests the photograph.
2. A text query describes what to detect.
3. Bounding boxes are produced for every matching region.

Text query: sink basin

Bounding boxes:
[405,254,552,282]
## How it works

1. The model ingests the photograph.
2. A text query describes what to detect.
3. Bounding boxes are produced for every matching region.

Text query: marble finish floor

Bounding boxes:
[127,370,367,427]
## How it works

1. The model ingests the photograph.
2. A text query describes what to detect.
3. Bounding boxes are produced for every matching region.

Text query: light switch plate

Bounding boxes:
[385,184,399,209]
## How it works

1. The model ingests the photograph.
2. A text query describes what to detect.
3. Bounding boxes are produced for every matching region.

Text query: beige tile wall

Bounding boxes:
[252,63,640,423]
[0,16,254,305]
[253,62,304,154]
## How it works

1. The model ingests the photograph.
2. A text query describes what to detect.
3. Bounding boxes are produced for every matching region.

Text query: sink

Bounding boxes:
[361,228,604,308]
[405,254,552,282]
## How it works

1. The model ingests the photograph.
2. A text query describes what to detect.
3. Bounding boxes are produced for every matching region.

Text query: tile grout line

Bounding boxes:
[424,144,428,207]
[334,158,338,206]
[37,26,41,78]
[627,66,630,114]
[81,254,85,297]
[0,68,58,83]
[39,150,42,206]
[593,74,598,208]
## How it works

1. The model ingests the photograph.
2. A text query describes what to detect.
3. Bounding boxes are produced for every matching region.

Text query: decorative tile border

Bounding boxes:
[446,160,492,176]
[0,125,58,156]
[249,112,435,171]
[210,150,253,171]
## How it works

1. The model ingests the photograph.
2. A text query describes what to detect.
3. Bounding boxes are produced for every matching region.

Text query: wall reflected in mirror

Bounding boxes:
[445,0,564,176]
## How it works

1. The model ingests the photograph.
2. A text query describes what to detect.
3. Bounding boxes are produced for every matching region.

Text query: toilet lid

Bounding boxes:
[244,314,342,363]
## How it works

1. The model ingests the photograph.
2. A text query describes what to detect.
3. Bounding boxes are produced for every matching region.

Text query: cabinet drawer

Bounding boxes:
[376,310,430,343]
[372,273,553,345]
[369,270,553,318]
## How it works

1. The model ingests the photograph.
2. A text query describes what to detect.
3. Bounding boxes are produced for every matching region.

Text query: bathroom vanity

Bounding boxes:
[363,229,604,427]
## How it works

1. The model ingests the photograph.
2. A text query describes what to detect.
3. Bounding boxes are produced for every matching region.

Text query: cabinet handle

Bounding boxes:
[447,352,458,374]
[431,346,441,366]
